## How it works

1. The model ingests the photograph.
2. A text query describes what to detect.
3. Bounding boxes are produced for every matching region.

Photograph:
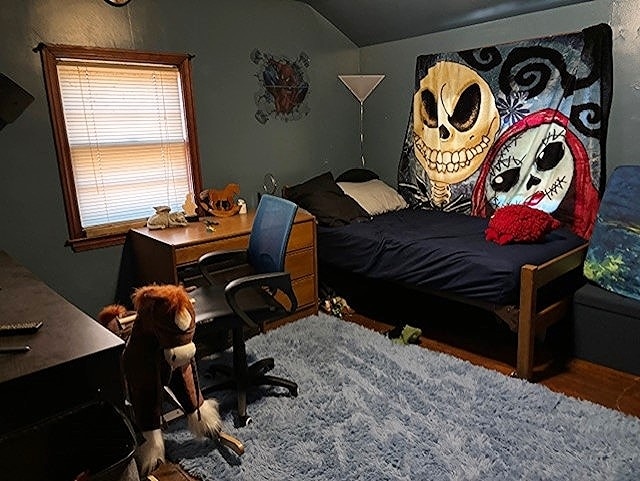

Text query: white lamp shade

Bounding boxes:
[338,75,385,103]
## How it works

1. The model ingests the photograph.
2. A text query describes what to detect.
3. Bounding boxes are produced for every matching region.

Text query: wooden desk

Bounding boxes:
[128,209,318,329]
[0,251,125,435]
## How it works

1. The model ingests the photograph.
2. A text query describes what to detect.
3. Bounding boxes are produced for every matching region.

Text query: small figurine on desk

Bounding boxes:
[237,198,247,214]
[204,219,219,232]
[146,206,188,230]
[182,193,199,222]
[198,183,241,217]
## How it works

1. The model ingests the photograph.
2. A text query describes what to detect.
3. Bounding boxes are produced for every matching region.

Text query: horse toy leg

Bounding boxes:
[164,363,244,455]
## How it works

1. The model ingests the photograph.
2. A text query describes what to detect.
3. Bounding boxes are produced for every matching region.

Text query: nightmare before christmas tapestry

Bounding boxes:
[398,23,612,240]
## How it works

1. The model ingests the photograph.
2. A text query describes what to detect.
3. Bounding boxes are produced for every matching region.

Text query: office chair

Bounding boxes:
[190,194,299,427]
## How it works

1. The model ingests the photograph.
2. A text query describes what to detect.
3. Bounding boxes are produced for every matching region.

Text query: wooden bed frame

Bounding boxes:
[321,241,589,381]
[495,242,588,380]
[282,171,593,382]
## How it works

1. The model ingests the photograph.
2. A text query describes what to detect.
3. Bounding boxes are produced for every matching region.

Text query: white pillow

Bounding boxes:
[337,179,408,216]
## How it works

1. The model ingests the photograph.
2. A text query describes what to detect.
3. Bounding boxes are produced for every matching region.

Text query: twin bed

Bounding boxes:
[283,24,610,380]
[284,170,588,380]
[317,207,585,308]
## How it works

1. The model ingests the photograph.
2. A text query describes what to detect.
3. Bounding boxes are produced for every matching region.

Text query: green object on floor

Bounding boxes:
[392,325,422,345]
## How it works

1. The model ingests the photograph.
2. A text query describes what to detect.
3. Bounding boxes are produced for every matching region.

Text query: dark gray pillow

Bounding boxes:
[283,171,342,200]
[283,171,370,227]
[335,168,379,183]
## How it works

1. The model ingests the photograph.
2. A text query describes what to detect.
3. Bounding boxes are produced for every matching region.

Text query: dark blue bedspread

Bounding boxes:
[317,208,586,306]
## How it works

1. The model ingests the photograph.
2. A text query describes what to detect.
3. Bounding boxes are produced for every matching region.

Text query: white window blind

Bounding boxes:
[57,61,192,234]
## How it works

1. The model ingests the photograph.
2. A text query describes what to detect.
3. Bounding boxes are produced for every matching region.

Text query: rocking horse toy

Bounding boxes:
[198,183,241,217]
[99,284,243,477]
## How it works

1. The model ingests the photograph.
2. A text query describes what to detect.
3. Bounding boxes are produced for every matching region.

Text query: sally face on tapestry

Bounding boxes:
[397,23,612,240]
[471,108,599,239]
[480,117,574,214]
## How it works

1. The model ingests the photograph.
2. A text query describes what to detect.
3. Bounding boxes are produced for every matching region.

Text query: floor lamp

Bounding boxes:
[338,74,385,166]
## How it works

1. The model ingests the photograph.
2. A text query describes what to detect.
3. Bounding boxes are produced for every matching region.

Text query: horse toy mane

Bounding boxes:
[99,284,243,477]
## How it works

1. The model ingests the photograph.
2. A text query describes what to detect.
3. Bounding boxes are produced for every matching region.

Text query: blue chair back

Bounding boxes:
[247,194,298,274]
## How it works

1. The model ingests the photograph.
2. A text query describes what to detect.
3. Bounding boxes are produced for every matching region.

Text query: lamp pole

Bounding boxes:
[338,74,385,167]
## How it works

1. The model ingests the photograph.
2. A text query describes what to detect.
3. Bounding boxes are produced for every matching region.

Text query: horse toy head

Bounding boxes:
[131,284,197,369]
[100,284,223,477]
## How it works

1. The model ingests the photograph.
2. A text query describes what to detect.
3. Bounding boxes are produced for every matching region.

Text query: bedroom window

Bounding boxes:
[38,44,202,252]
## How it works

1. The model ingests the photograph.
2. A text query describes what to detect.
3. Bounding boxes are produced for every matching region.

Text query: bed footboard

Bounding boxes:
[513,242,588,380]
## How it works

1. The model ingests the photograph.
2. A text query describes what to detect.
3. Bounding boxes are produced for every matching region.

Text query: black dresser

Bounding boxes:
[0,250,126,434]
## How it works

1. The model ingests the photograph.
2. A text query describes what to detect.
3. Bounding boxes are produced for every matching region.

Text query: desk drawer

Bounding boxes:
[175,235,250,266]
[272,274,315,310]
[175,220,312,267]
[179,249,314,290]
[179,260,313,289]
[292,275,317,309]
[288,221,314,252]
[284,248,314,281]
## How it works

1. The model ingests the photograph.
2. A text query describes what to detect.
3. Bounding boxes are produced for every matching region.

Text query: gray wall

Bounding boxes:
[0,0,360,317]
[359,0,639,188]
[2,0,638,319]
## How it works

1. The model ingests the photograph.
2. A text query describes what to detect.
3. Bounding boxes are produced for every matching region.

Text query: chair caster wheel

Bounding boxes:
[290,387,298,397]
[236,415,252,427]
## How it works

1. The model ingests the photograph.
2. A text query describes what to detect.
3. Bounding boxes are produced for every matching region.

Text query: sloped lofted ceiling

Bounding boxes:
[296,0,593,47]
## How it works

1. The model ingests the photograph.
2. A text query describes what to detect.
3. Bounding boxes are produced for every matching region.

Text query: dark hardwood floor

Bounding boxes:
[329,290,640,419]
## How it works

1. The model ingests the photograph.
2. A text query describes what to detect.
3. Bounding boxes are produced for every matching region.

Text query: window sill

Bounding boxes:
[66,233,127,252]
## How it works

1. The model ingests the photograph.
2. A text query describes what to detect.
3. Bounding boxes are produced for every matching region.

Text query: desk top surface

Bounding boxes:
[130,209,314,248]
[0,250,124,384]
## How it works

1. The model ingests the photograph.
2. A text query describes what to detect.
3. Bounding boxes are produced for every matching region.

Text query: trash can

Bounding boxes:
[0,400,138,481]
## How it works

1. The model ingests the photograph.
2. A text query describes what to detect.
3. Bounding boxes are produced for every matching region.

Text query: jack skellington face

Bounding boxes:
[412,61,500,207]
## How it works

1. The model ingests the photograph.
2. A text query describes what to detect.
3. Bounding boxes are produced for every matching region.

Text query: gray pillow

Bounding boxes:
[283,171,370,227]
[335,168,379,183]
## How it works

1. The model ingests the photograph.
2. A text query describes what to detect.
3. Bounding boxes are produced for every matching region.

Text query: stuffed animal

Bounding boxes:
[146,206,189,229]
[485,204,561,245]
[99,284,225,477]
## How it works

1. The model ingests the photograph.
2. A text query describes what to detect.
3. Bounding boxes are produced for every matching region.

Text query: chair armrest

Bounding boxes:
[198,249,248,284]
[224,272,298,330]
